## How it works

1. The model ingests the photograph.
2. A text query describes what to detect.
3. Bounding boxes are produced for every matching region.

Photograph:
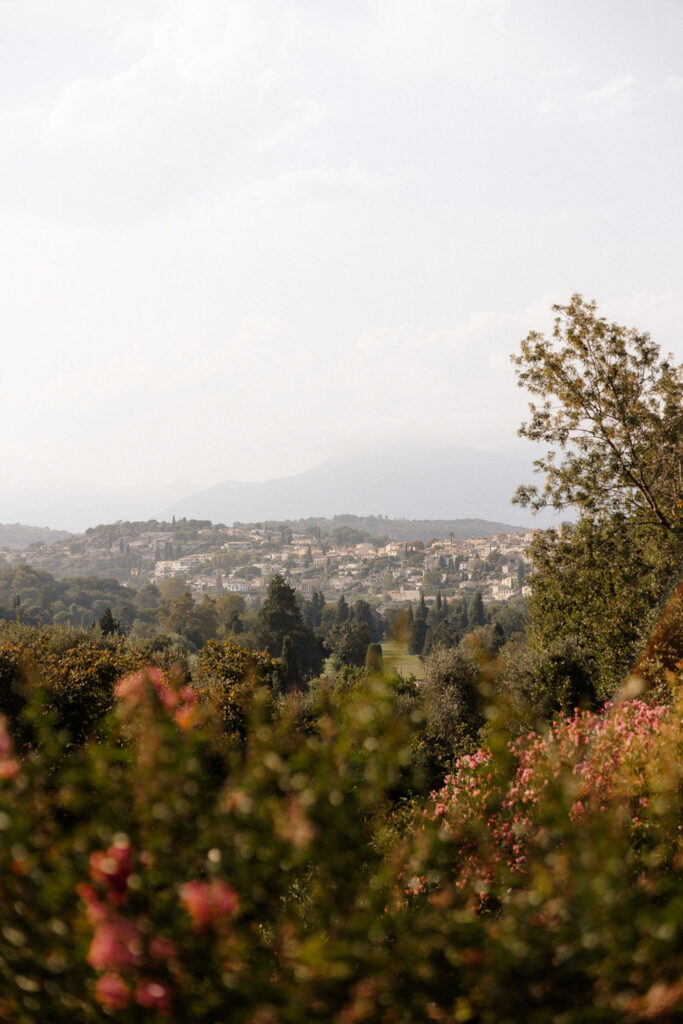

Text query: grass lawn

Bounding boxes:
[321,642,423,683]
[380,640,424,682]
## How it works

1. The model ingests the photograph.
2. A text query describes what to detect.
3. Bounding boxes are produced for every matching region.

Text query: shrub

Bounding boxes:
[0,646,681,1020]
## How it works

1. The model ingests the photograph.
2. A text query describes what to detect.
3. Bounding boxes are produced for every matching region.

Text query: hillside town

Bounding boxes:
[0,518,536,607]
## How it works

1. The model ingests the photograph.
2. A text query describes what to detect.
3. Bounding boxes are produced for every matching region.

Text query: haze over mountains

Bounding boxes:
[0,446,560,534]
[0,481,199,535]
[163,446,557,530]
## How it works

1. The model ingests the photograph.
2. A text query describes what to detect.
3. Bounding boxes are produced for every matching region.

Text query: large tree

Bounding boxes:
[257,575,324,680]
[512,294,682,533]
[513,296,682,696]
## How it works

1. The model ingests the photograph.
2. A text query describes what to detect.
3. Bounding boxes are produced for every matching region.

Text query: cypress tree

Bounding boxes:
[467,591,486,629]
[365,643,384,676]
[278,635,302,693]
[98,607,120,635]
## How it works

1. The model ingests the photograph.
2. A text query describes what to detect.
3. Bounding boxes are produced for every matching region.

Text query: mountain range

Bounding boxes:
[0,446,559,533]
[162,445,556,529]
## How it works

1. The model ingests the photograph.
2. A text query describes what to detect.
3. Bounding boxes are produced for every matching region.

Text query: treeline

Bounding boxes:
[405,590,526,658]
[0,560,526,686]
[0,565,385,687]
[0,523,72,549]
[237,513,525,543]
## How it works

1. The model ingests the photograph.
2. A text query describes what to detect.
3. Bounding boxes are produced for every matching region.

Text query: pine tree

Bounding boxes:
[98,607,120,635]
[257,575,323,679]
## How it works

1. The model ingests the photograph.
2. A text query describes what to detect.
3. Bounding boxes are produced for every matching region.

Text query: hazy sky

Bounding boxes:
[2,0,683,495]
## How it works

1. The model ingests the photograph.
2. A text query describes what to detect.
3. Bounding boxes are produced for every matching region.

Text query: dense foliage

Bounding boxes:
[513,297,682,700]
[0,644,681,1021]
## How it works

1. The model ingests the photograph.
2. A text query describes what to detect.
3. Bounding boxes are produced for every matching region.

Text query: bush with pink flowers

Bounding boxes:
[0,647,681,1021]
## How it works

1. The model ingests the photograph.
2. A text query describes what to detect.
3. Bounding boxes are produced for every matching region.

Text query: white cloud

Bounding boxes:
[0,0,327,224]
[578,74,638,120]
[663,74,683,91]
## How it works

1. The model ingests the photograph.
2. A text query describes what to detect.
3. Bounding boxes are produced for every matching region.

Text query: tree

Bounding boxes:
[467,591,486,629]
[258,575,304,652]
[526,518,675,697]
[364,643,384,675]
[350,599,382,643]
[336,595,350,624]
[257,575,323,680]
[422,646,482,747]
[513,297,683,697]
[326,620,371,670]
[512,294,682,533]
[98,607,120,635]
[278,635,302,693]
[158,590,203,648]
[303,590,325,630]
[159,577,187,601]
[409,596,428,656]
[136,583,161,610]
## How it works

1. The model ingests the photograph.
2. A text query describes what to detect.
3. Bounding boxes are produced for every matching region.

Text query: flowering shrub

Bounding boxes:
[0,646,681,1021]
[421,698,672,889]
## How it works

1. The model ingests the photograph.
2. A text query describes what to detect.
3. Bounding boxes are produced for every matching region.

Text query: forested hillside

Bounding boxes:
[0,523,71,549]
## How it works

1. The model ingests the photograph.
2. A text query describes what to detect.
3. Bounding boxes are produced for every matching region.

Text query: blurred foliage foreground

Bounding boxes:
[0,624,681,1023]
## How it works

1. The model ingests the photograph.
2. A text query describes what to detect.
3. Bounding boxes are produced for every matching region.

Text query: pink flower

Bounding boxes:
[135,979,173,1015]
[94,973,130,1010]
[115,667,165,702]
[149,935,177,960]
[157,685,178,711]
[0,715,14,756]
[180,879,239,931]
[0,758,20,780]
[89,840,132,901]
[0,715,19,779]
[88,916,144,970]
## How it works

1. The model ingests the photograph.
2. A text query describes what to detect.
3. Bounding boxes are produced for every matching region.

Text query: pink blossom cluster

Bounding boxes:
[426,700,672,890]
[115,667,198,729]
[179,879,240,931]
[78,836,177,1015]
[0,713,20,780]
[79,832,241,1014]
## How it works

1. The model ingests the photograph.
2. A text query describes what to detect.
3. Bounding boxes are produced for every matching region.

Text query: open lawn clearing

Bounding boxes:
[381,640,424,682]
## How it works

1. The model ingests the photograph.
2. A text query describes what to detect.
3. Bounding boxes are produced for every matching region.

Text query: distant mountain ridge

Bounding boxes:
[162,445,552,528]
[0,523,72,550]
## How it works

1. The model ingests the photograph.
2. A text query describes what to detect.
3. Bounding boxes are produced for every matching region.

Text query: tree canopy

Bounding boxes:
[512,294,682,534]
[513,296,683,697]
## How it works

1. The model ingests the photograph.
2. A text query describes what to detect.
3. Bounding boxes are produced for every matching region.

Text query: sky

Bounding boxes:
[1,0,683,514]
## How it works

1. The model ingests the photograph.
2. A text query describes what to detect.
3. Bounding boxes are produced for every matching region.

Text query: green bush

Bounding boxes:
[0,636,681,1021]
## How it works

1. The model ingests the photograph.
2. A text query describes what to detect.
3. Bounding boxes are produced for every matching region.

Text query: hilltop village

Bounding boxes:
[1,517,534,608]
